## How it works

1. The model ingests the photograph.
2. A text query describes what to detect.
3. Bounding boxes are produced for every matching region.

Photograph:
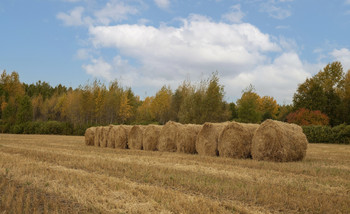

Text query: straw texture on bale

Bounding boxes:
[158,121,182,152]
[94,127,102,147]
[107,125,118,148]
[196,122,228,156]
[218,122,259,158]
[99,126,111,148]
[251,119,308,162]
[112,125,131,149]
[176,124,202,154]
[143,125,162,151]
[84,127,96,146]
[128,125,146,150]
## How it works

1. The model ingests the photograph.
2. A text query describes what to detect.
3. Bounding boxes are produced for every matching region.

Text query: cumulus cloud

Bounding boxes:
[331,48,350,71]
[88,15,280,79]
[154,0,170,9]
[81,15,312,103]
[82,58,113,80]
[222,4,245,23]
[57,7,86,26]
[94,1,138,25]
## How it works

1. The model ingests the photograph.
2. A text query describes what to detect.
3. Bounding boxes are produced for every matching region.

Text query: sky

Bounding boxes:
[1,0,350,104]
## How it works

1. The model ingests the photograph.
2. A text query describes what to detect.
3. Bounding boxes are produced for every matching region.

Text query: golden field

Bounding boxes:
[0,134,349,213]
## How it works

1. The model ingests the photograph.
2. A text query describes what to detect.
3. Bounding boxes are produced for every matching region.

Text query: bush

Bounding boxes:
[302,124,350,144]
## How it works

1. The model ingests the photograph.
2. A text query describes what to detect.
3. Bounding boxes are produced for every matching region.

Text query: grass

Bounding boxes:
[0,134,349,213]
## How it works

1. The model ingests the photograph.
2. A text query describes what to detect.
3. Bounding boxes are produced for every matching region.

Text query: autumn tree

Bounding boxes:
[201,72,230,123]
[286,108,329,126]
[151,86,172,124]
[237,85,261,123]
[119,92,133,124]
[136,96,154,124]
[259,96,279,120]
[293,62,344,125]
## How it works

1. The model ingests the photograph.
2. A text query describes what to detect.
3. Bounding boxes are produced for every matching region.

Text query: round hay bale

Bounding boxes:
[158,121,182,152]
[94,126,102,147]
[251,119,308,162]
[99,126,112,148]
[218,122,259,158]
[107,125,118,148]
[176,124,202,154]
[196,122,228,156]
[128,125,147,150]
[84,127,96,146]
[113,125,132,149]
[143,125,162,151]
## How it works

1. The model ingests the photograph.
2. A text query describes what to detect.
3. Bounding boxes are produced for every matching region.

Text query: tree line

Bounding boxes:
[0,62,349,135]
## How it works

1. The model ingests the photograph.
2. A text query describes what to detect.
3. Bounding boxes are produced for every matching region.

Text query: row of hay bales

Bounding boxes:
[85,119,308,162]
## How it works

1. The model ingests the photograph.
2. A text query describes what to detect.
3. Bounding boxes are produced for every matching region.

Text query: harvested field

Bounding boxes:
[0,134,349,213]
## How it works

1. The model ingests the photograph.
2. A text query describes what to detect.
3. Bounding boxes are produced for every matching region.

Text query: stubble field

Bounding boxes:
[0,134,349,214]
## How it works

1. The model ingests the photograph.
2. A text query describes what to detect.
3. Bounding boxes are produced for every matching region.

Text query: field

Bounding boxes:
[0,134,349,213]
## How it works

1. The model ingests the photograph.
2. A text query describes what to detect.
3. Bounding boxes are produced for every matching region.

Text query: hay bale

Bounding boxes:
[107,125,118,148]
[128,125,147,150]
[251,119,308,162]
[99,126,112,148]
[143,125,162,151]
[94,126,102,147]
[218,122,259,158]
[112,125,132,149]
[196,122,228,156]
[158,121,182,152]
[176,124,202,154]
[84,127,96,146]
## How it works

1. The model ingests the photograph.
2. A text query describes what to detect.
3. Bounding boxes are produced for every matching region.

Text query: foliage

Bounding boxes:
[302,124,350,144]
[286,108,329,126]
[293,62,347,126]
[236,85,262,123]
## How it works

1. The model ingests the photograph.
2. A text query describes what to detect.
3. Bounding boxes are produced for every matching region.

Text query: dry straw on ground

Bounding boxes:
[218,122,259,158]
[143,125,163,151]
[84,127,96,146]
[128,125,146,150]
[176,124,202,154]
[94,127,102,147]
[158,121,182,152]
[196,122,228,156]
[251,119,308,162]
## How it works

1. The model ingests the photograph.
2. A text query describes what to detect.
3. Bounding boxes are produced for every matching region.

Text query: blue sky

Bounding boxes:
[1,0,350,103]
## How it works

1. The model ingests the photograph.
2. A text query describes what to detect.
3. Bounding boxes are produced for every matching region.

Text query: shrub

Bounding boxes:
[287,108,329,126]
[302,125,350,144]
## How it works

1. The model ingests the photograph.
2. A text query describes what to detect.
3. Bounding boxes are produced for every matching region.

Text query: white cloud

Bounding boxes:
[76,49,91,60]
[57,1,139,26]
[331,48,350,71]
[81,15,313,103]
[222,4,245,23]
[57,7,86,26]
[154,0,170,9]
[260,0,293,19]
[94,1,138,25]
[82,58,113,80]
[89,15,280,80]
